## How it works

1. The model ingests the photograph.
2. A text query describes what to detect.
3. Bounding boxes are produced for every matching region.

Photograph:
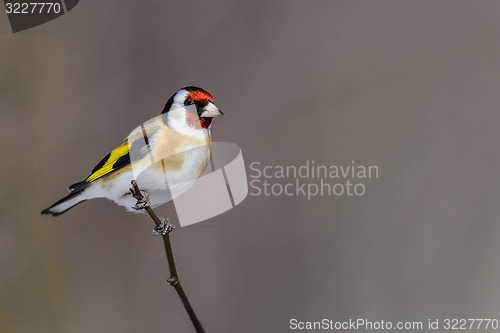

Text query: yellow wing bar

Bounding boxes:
[85,143,130,183]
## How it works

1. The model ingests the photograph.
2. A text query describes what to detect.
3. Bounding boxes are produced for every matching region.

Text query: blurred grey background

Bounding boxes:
[1,1,500,332]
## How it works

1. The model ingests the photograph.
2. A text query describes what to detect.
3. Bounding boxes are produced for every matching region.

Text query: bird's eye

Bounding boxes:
[184,99,195,106]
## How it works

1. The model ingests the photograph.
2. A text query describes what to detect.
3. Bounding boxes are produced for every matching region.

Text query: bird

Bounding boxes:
[41,86,224,216]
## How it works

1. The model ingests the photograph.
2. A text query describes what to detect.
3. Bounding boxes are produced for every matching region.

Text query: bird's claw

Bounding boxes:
[132,191,151,210]
[153,218,176,236]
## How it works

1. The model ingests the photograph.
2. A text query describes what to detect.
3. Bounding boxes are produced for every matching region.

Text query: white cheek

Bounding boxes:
[167,108,208,138]
[168,108,185,123]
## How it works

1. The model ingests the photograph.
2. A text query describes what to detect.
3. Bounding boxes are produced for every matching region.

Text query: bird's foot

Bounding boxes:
[132,191,151,210]
[153,218,176,236]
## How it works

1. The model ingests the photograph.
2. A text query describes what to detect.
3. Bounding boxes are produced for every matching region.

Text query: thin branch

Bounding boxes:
[130,180,205,333]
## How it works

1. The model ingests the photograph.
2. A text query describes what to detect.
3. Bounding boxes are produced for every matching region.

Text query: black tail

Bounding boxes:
[41,181,89,216]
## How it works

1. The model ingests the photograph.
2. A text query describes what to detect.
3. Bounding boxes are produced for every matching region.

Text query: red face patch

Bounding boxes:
[186,90,214,104]
[200,117,212,129]
[184,90,214,129]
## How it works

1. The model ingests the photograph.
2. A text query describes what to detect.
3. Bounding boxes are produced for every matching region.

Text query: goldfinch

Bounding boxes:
[41,86,223,216]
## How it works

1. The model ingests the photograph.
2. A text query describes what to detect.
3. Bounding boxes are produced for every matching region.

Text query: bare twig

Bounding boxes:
[130,180,205,333]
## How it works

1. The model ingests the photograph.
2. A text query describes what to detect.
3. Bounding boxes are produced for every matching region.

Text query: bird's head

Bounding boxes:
[162,86,223,135]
